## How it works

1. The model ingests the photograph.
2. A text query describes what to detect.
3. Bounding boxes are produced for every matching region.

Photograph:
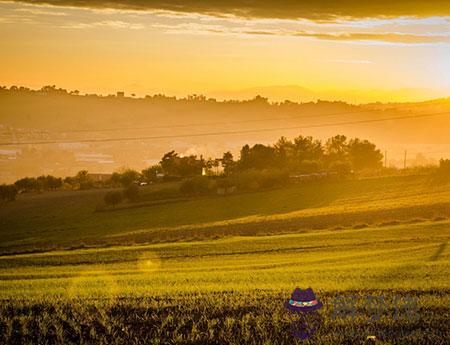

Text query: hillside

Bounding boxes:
[1,87,450,182]
[1,174,449,255]
[1,174,449,344]
[1,219,449,299]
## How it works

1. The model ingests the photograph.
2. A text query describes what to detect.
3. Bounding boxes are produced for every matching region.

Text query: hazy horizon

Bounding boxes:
[1,1,450,180]
[3,82,450,104]
[0,3,449,344]
[1,85,450,183]
[1,1,450,103]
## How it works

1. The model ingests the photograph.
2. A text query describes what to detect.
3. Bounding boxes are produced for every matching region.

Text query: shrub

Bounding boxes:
[180,176,216,196]
[104,191,123,207]
[123,184,139,202]
[111,170,141,187]
[297,159,321,174]
[119,169,141,187]
[229,169,289,191]
[328,160,352,177]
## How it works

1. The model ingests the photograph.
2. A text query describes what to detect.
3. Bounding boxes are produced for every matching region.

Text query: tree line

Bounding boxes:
[1,85,350,106]
[159,134,384,178]
[2,133,448,203]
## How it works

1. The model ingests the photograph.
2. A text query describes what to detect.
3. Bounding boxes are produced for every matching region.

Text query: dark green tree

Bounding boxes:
[347,138,383,171]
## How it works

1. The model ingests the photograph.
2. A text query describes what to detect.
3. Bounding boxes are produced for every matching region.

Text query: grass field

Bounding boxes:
[1,174,449,254]
[0,175,449,344]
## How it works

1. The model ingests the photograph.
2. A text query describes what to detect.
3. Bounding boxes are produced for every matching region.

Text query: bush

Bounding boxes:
[297,160,321,174]
[110,169,141,187]
[180,176,217,196]
[123,184,139,201]
[104,191,123,207]
[328,160,352,177]
[229,169,289,191]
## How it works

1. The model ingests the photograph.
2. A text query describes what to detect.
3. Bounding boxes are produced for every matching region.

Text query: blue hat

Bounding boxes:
[284,287,323,312]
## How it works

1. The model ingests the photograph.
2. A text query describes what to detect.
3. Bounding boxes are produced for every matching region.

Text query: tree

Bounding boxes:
[46,175,63,190]
[119,169,140,187]
[204,158,222,176]
[347,138,383,171]
[110,169,140,187]
[325,135,348,161]
[141,165,161,183]
[75,170,93,189]
[14,177,38,192]
[221,151,235,176]
[160,151,179,176]
[0,184,18,202]
[238,144,281,170]
[104,191,123,207]
[63,176,76,187]
[274,136,294,164]
[292,136,323,162]
[110,172,122,186]
[435,159,450,183]
[160,151,203,177]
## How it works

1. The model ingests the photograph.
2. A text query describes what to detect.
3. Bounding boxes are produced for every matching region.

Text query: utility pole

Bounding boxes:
[403,150,407,169]
[384,150,387,168]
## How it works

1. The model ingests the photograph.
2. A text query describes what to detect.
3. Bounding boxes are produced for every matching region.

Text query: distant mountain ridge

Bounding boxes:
[0,85,449,182]
[208,85,446,104]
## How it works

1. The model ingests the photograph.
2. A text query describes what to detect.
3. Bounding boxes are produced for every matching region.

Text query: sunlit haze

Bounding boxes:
[0,3,450,344]
[1,1,450,102]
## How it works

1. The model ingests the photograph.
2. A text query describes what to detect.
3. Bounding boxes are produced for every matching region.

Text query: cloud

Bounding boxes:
[4,1,449,44]
[213,27,450,44]
[293,31,450,43]
[14,7,66,15]
[323,59,374,64]
[61,20,144,29]
[9,1,450,21]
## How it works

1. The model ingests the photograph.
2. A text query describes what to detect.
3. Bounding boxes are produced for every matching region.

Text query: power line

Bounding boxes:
[48,107,399,133]
[0,108,373,134]
[1,110,449,147]
[3,101,443,135]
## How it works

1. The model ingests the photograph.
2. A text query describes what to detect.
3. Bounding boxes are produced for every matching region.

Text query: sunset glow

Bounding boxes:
[1,1,450,102]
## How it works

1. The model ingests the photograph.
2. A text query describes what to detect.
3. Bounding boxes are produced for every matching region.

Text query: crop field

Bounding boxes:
[0,175,449,344]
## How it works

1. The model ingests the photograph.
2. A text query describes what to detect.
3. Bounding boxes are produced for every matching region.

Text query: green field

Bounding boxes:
[0,175,449,344]
[1,175,449,254]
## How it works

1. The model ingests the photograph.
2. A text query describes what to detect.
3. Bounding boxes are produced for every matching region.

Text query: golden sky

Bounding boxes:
[1,0,450,102]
